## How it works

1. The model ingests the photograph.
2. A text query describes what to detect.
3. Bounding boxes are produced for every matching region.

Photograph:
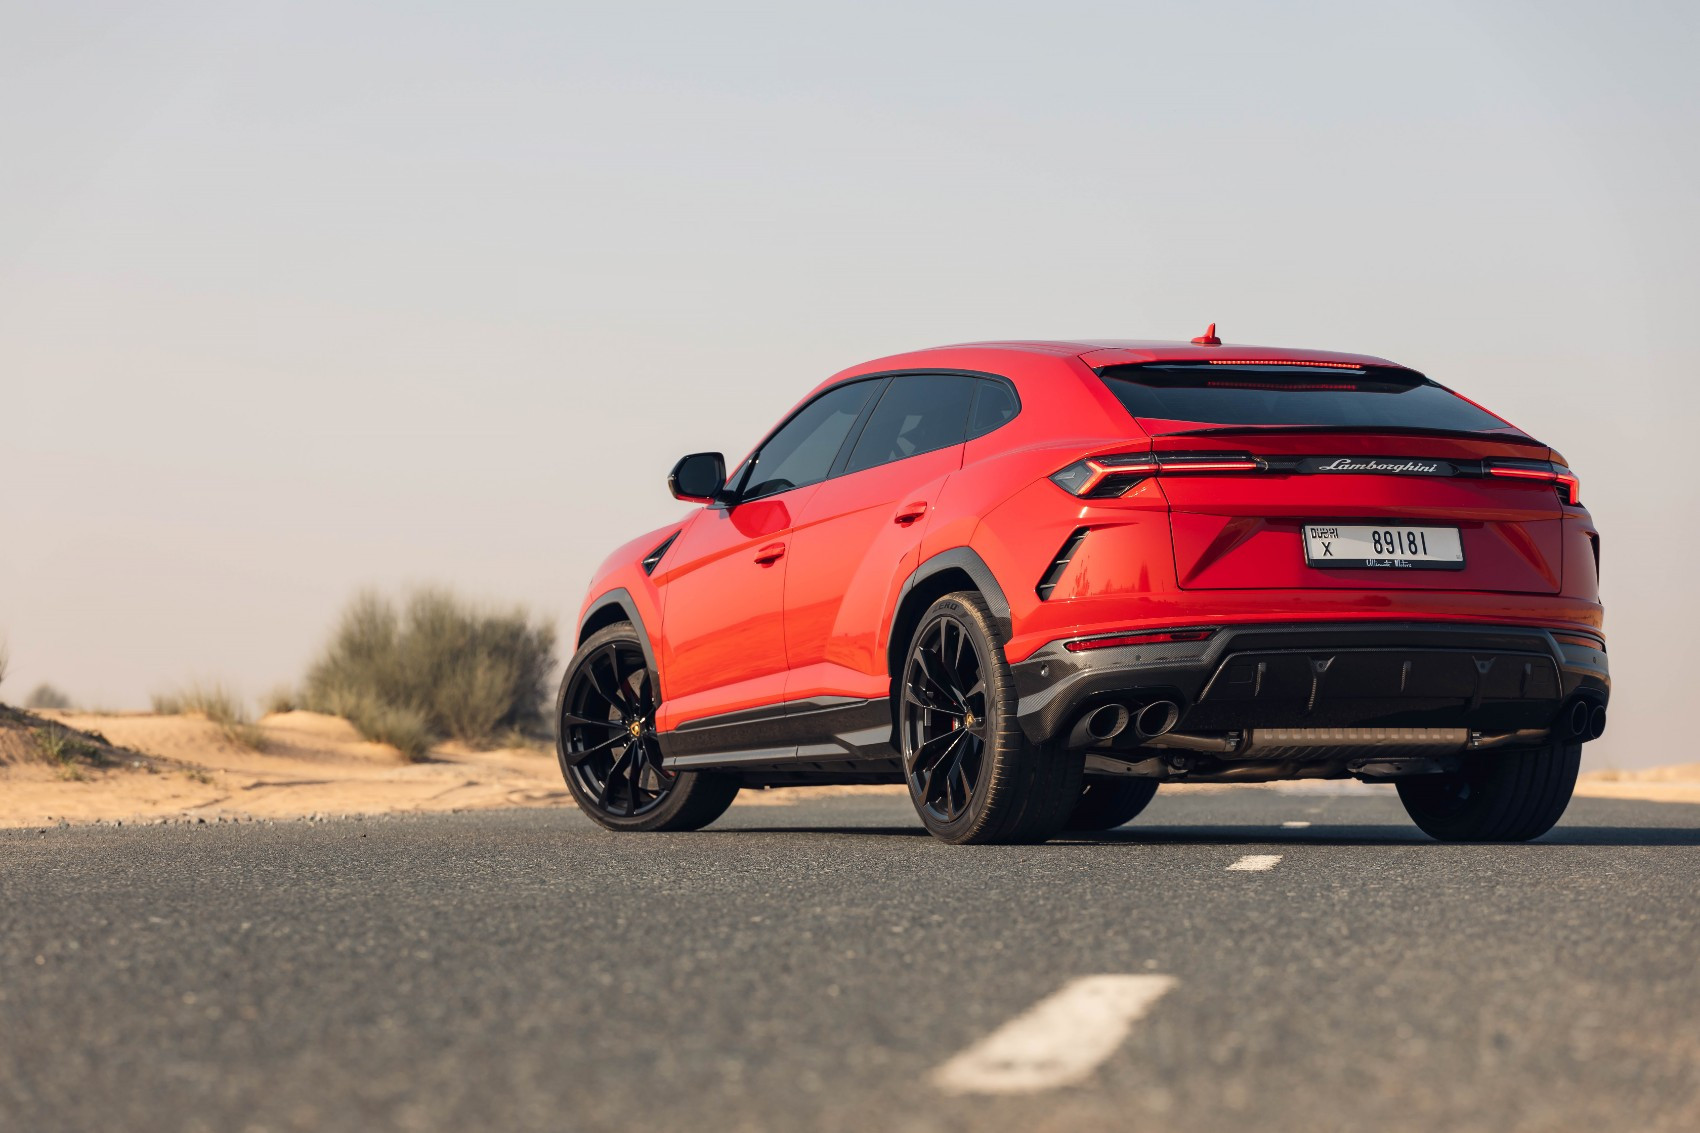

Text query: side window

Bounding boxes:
[741,381,880,500]
[843,374,977,474]
[967,379,1019,439]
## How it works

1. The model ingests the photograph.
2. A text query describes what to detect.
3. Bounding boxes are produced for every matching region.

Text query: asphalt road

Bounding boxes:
[4,789,1698,1133]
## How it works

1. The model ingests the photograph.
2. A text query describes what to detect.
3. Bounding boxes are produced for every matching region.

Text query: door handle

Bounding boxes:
[753,542,786,565]
[894,501,928,526]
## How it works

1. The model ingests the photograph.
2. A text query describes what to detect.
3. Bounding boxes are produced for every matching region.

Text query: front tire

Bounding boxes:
[1395,742,1581,842]
[1066,778,1160,832]
[898,592,1082,844]
[556,622,739,832]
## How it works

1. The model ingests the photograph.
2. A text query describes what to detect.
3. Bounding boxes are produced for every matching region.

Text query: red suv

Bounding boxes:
[555,332,1608,844]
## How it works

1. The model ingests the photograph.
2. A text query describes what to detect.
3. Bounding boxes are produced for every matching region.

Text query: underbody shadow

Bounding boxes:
[716,822,1700,846]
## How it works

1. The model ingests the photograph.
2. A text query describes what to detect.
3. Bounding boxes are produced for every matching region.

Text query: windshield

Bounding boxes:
[1098,363,1523,435]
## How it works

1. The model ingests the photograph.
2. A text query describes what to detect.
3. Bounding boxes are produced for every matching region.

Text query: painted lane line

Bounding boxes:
[930,974,1178,1095]
[1281,821,1312,828]
[1226,854,1282,871]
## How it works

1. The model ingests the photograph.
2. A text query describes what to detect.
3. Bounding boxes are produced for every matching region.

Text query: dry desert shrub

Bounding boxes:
[300,588,556,758]
[25,684,73,710]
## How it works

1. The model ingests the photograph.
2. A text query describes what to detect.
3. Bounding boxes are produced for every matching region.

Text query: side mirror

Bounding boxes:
[668,452,729,503]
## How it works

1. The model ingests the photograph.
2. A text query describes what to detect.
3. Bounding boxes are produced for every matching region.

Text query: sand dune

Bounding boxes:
[2,709,572,828]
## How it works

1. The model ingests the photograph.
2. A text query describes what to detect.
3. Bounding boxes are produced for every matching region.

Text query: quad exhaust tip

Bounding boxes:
[1069,703,1131,749]
[1135,700,1181,740]
[1563,698,1607,741]
[1067,698,1181,749]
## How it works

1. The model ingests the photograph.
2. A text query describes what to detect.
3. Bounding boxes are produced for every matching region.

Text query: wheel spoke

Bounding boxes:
[914,650,960,710]
[911,728,962,774]
[563,730,626,766]
[585,651,632,715]
[934,621,964,700]
[562,710,617,730]
[906,686,962,717]
[949,756,972,817]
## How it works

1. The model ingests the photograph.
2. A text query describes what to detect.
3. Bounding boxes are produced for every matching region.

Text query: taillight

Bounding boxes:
[1049,453,1259,498]
[1064,628,1216,652]
[1552,632,1605,652]
[1484,459,1581,506]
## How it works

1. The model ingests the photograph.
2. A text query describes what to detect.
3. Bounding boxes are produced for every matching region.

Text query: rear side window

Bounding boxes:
[1099,363,1522,435]
[845,374,977,474]
[742,380,880,499]
[967,379,1020,439]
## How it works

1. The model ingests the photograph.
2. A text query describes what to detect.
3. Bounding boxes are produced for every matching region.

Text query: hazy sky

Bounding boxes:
[4,0,1697,768]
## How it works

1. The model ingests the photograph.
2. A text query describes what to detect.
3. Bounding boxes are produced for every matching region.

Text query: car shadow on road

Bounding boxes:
[1071,825,1700,846]
[720,823,1700,846]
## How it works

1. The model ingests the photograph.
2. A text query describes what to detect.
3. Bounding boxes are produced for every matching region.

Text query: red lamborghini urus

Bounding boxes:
[556,331,1608,844]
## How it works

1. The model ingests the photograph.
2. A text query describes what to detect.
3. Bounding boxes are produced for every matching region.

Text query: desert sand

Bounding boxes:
[0,708,900,828]
[2,707,1695,828]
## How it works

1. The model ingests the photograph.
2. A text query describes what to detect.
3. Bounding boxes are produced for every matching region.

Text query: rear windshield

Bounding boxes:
[1098,363,1522,435]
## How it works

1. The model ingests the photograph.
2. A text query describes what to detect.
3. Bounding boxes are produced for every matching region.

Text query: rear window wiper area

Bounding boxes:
[1153,423,1543,446]
[1096,362,1527,436]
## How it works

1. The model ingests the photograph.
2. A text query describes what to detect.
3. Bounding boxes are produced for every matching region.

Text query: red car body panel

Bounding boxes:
[574,339,1607,751]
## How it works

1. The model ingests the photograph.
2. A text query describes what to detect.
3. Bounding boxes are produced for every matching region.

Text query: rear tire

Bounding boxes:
[898,592,1083,845]
[1395,742,1581,842]
[1066,778,1160,832]
[556,622,740,832]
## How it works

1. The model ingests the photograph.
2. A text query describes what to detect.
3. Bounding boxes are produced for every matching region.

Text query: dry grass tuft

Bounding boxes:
[31,722,115,780]
[261,684,298,716]
[152,683,268,751]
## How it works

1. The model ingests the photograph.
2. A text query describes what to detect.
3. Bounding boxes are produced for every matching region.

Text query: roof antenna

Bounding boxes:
[1191,322,1221,346]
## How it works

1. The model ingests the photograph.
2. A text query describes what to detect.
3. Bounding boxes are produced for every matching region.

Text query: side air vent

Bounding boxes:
[1036,528,1089,600]
[641,533,678,575]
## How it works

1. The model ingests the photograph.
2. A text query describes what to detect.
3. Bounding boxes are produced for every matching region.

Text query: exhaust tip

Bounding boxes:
[1135,700,1181,740]
[1067,703,1132,749]
[1566,698,1592,739]
[1086,703,1131,741]
[1587,704,1607,741]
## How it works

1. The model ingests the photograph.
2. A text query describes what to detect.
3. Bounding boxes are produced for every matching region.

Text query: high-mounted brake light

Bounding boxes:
[1205,380,1360,391]
[1205,359,1365,370]
[1065,629,1216,652]
[1049,453,1259,498]
[1485,459,1581,506]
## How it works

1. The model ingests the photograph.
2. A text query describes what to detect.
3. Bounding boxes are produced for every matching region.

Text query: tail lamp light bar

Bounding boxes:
[1051,452,1581,505]
[1049,453,1259,498]
[1064,628,1217,652]
[1483,459,1581,506]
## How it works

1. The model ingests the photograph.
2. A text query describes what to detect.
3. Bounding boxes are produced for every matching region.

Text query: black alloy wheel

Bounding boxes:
[902,614,989,825]
[898,592,1083,844]
[557,622,739,832]
[562,638,669,817]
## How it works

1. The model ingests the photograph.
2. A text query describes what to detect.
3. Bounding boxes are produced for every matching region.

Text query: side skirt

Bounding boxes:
[657,695,899,775]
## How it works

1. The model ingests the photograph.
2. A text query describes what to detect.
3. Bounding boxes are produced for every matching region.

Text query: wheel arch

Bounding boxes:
[577,588,660,676]
[884,549,1014,742]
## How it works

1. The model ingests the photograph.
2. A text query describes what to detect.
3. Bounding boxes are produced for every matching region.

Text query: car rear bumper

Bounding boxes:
[1010,620,1609,745]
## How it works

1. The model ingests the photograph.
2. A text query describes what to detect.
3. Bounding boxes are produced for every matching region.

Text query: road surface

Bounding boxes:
[4,789,1698,1132]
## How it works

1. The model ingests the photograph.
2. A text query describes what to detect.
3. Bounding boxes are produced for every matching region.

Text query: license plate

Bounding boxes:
[1303,524,1464,570]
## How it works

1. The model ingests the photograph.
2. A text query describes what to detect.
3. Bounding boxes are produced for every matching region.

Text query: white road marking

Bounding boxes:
[1281,821,1312,828]
[930,975,1177,1095]
[1226,854,1282,871]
